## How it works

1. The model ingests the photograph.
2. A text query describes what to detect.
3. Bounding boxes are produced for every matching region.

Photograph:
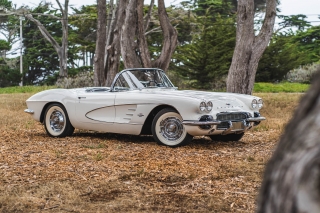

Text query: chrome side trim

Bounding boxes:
[246,117,266,122]
[24,109,34,114]
[182,120,221,126]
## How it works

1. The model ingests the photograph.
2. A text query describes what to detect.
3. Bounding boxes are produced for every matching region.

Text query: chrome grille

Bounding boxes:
[216,112,248,121]
[217,121,230,129]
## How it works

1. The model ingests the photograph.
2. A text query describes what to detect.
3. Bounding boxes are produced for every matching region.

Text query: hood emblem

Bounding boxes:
[226,103,231,105]
[137,113,144,117]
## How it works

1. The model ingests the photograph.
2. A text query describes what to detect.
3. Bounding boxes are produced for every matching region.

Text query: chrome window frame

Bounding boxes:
[110,68,175,91]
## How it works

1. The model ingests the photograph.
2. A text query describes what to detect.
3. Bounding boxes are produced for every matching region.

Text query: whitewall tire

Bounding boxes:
[44,103,74,137]
[152,108,192,147]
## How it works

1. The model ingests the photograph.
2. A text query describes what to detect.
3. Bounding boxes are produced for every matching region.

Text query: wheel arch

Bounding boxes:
[140,104,179,135]
[40,102,65,123]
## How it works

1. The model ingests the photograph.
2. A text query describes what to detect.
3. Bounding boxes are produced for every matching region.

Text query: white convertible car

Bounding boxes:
[25,68,265,147]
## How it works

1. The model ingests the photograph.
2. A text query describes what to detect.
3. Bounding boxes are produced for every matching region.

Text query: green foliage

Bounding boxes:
[191,0,266,15]
[0,0,12,22]
[0,58,20,87]
[292,25,320,63]
[167,5,195,45]
[256,34,307,82]
[69,5,97,65]
[144,4,198,63]
[0,0,12,9]
[0,85,56,94]
[0,82,309,94]
[253,82,310,93]
[0,5,19,87]
[23,4,62,85]
[0,39,10,50]
[0,0,318,90]
[173,12,236,90]
[22,3,89,85]
[256,13,320,83]
[0,9,19,50]
[193,0,234,16]
[277,14,311,32]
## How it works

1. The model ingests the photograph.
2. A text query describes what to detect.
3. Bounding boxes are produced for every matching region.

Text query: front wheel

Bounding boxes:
[152,108,192,147]
[210,133,244,142]
[44,103,74,137]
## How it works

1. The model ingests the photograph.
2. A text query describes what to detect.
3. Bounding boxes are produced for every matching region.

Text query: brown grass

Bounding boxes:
[0,93,303,213]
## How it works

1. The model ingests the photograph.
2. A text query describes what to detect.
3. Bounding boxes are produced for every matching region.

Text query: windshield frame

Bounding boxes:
[110,68,175,92]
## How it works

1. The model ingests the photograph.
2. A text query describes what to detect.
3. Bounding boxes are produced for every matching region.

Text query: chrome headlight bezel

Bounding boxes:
[206,101,213,111]
[251,99,258,109]
[258,99,263,109]
[199,101,206,112]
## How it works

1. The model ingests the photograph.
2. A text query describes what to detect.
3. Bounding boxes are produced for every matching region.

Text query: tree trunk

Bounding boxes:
[118,0,177,72]
[105,0,126,86]
[104,0,116,72]
[102,0,178,85]
[226,0,276,94]
[152,0,178,71]
[136,0,152,68]
[120,0,141,68]
[94,0,107,86]
[59,0,68,78]
[144,0,154,32]
[256,65,320,213]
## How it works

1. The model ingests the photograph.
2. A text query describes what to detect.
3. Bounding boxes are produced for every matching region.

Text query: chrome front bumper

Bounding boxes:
[182,116,266,136]
[183,116,265,126]
[24,109,34,114]
[247,117,266,122]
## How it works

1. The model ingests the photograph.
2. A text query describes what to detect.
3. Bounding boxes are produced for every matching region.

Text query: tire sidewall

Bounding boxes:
[152,108,191,147]
[44,104,69,137]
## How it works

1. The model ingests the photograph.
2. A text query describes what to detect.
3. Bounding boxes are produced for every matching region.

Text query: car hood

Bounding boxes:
[140,88,259,101]
[73,87,259,100]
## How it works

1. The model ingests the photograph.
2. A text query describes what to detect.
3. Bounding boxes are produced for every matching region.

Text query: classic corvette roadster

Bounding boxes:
[25,68,265,147]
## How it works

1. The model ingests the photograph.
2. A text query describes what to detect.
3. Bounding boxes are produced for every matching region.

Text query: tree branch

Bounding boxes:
[145,26,161,35]
[55,0,64,17]
[152,0,178,71]
[254,0,277,54]
[25,14,61,53]
[144,0,154,32]
[145,17,179,35]
[28,13,61,19]
[137,0,152,67]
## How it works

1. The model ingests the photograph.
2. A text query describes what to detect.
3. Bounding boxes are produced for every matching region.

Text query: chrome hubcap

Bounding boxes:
[159,117,183,141]
[49,110,65,132]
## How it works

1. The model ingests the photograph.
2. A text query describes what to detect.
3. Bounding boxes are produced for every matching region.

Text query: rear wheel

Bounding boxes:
[210,133,244,142]
[152,108,192,147]
[44,103,74,137]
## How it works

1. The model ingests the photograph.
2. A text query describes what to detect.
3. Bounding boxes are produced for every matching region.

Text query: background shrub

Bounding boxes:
[285,62,320,83]
[55,71,94,88]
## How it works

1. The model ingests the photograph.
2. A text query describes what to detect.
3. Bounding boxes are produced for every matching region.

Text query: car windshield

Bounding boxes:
[112,69,175,91]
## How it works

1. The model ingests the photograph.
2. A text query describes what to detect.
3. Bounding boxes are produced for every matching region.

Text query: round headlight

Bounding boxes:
[206,101,213,111]
[258,99,263,108]
[199,101,206,111]
[251,99,257,109]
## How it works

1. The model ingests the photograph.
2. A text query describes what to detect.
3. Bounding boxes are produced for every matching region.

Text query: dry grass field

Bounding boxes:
[0,92,302,213]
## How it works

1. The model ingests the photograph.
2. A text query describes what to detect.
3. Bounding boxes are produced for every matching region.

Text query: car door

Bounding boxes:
[76,90,116,124]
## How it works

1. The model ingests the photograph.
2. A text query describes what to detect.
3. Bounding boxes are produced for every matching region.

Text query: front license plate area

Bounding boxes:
[232,121,245,131]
